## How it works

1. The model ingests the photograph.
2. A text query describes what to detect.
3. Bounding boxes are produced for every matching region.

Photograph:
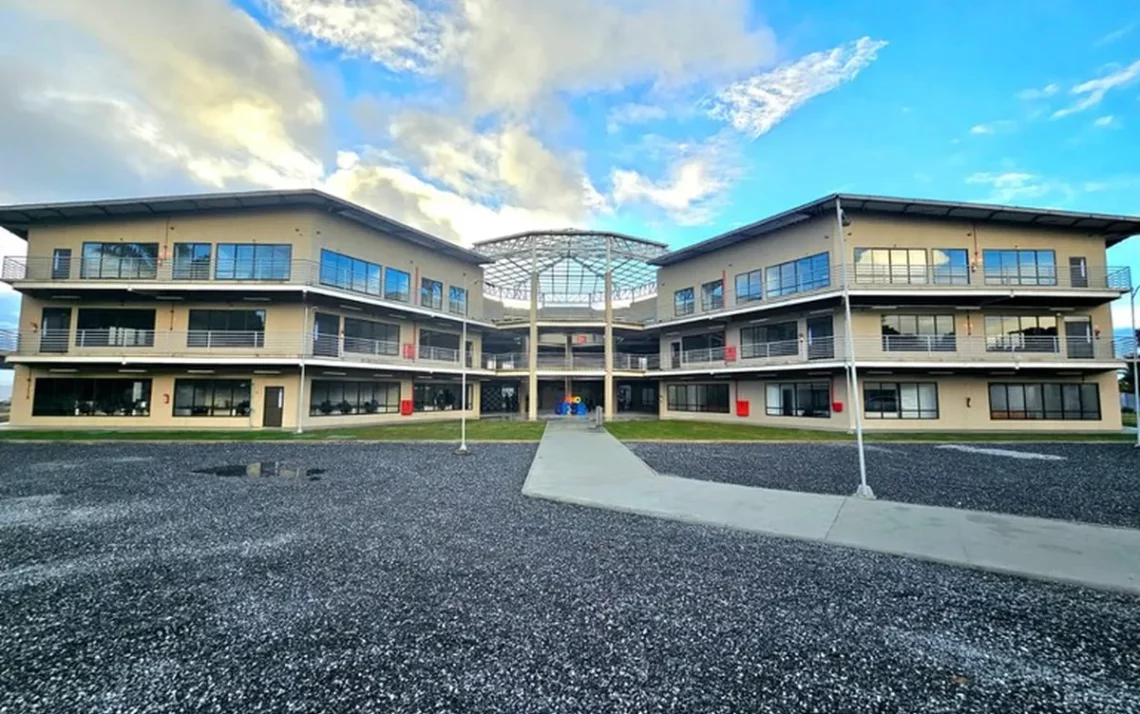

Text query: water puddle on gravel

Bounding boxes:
[194,462,326,480]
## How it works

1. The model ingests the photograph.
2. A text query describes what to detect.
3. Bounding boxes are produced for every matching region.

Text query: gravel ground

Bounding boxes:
[630,442,1140,528]
[1,443,1139,713]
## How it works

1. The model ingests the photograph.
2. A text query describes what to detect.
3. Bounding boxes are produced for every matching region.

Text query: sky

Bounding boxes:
[0,0,1138,391]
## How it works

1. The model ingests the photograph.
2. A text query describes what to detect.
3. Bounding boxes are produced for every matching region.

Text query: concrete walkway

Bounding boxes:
[524,421,1140,594]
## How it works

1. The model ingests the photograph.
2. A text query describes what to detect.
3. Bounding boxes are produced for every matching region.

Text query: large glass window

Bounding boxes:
[853,248,928,284]
[173,243,211,280]
[680,332,725,363]
[666,383,730,413]
[766,381,830,417]
[32,378,151,417]
[984,315,1058,352]
[75,309,155,347]
[418,330,460,361]
[740,321,798,358]
[413,382,474,412]
[989,383,1100,420]
[864,382,939,419]
[80,242,159,279]
[319,249,381,295]
[701,279,724,311]
[311,380,401,416]
[881,314,956,352]
[449,286,468,315]
[766,253,830,298]
[983,250,1057,286]
[932,249,970,285]
[343,318,399,356]
[674,287,695,316]
[384,267,411,302]
[173,379,251,417]
[187,310,266,347]
[421,277,443,310]
[734,269,763,303]
[215,244,292,280]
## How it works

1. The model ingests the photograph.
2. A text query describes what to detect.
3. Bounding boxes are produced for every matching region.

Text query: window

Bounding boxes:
[319,249,381,295]
[413,382,474,412]
[81,242,159,279]
[421,277,443,310]
[310,380,401,416]
[173,243,211,280]
[984,315,1058,352]
[881,314,956,352]
[734,269,763,303]
[449,286,468,315]
[766,381,830,417]
[32,378,151,417]
[674,287,695,316]
[384,267,411,302]
[864,382,939,419]
[343,318,399,355]
[75,309,155,347]
[666,383,730,413]
[983,250,1057,286]
[853,248,928,284]
[52,249,72,280]
[680,332,725,363]
[740,321,798,359]
[701,279,723,311]
[989,383,1100,420]
[215,244,292,280]
[173,379,251,417]
[766,253,830,298]
[187,310,265,348]
[418,329,460,361]
[932,249,969,285]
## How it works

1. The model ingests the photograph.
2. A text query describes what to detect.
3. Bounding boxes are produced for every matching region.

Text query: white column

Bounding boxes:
[603,237,615,420]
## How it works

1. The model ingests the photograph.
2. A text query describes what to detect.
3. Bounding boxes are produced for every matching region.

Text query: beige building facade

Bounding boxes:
[0,190,1135,433]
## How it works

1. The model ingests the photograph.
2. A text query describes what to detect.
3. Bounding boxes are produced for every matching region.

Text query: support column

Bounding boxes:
[528,265,539,421]
[603,237,615,420]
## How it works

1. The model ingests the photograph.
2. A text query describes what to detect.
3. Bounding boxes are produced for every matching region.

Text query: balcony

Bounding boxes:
[482,352,660,372]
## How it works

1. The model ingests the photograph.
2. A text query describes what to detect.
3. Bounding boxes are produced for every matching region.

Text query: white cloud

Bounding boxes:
[607,103,670,133]
[1015,83,1059,100]
[708,37,888,138]
[1093,115,1117,128]
[610,136,740,225]
[1053,60,1140,118]
[1094,22,1136,47]
[969,124,993,135]
[969,120,1016,135]
[965,171,1074,205]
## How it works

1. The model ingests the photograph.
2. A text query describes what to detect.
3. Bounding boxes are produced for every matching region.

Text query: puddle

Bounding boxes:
[194,462,326,480]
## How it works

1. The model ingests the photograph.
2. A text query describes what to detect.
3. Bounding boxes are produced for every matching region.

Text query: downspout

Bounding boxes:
[295,298,309,434]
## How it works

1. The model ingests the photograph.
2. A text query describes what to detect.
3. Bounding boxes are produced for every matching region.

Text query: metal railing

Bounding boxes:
[417,345,460,363]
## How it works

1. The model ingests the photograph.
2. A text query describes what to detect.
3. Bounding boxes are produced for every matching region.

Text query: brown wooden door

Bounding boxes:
[263,386,284,427]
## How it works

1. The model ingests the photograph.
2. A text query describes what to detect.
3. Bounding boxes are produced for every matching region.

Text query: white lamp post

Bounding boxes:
[835,197,873,498]
[456,275,481,455]
[1130,285,1139,448]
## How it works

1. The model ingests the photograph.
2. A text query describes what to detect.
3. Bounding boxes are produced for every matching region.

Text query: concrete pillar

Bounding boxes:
[603,238,615,420]
[528,268,539,421]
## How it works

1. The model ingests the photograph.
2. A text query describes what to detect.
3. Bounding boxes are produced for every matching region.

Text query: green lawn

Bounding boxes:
[0,420,546,442]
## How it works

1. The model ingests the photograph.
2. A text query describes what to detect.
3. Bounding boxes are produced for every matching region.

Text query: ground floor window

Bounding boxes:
[174,379,251,417]
[32,378,151,417]
[989,383,1100,420]
[766,381,830,418]
[413,382,475,412]
[311,380,401,416]
[863,382,938,419]
[666,383,730,413]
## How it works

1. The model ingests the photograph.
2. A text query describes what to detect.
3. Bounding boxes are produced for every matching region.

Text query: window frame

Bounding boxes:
[448,285,468,315]
[765,381,831,418]
[186,309,266,348]
[932,248,970,285]
[172,243,212,281]
[700,279,724,311]
[880,314,957,352]
[665,383,730,413]
[989,382,1100,421]
[32,377,152,417]
[734,269,763,304]
[319,249,381,296]
[343,317,400,356]
[384,267,411,302]
[674,287,695,316]
[412,382,475,412]
[853,247,929,285]
[173,379,252,417]
[863,382,939,419]
[215,243,292,281]
[765,253,831,298]
[982,249,1057,287]
[310,380,401,416]
[420,277,444,310]
[80,242,159,280]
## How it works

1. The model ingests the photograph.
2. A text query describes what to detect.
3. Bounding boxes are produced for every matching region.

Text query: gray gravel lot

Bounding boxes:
[630,442,1140,528]
[1,442,1139,713]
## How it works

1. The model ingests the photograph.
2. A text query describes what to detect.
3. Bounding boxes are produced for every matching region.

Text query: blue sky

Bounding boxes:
[0,0,1138,395]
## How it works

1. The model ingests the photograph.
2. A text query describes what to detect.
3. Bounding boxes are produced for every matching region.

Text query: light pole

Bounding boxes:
[835,197,873,498]
[1130,285,1139,448]
[456,275,481,455]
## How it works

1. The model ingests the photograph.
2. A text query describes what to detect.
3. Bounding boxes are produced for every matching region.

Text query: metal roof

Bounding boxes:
[0,189,488,265]
[651,193,1140,266]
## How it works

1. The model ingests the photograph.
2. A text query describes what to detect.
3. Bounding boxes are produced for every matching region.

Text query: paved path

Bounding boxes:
[524,421,1140,594]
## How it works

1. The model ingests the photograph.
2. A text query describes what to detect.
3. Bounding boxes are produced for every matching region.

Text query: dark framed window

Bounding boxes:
[413,382,475,412]
[766,253,830,298]
[80,242,159,279]
[666,383,730,413]
[854,248,928,284]
[740,321,798,358]
[215,244,292,280]
[75,309,155,347]
[674,287,695,316]
[384,267,411,302]
[881,314,956,352]
[319,249,381,295]
[449,286,468,315]
[173,379,251,417]
[983,250,1057,286]
[679,332,725,363]
[989,383,1100,420]
[187,310,266,348]
[984,315,1058,352]
[701,279,723,311]
[864,382,939,419]
[421,277,443,309]
[343,318,400,355]
[52,249,72,280]
[32,378,151,417]
[310,380,401,416]
[932,249,969,285]
[418,329,460,362]
[734,269,762,303]
[766,381,830,417]
[173,243,211,280]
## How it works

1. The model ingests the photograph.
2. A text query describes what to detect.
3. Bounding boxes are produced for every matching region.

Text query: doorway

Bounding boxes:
[263,386,284,427]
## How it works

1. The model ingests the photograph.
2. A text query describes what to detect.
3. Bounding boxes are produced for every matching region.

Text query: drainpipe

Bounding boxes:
[836,197,873,499]
[295,299,309,434]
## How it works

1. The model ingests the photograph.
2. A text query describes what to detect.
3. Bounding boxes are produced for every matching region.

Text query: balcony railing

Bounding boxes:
[418,344,460,363]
